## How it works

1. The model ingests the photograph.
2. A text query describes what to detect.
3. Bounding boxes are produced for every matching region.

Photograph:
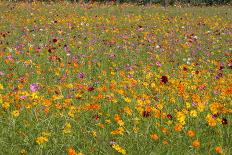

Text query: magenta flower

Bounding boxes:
[156,61,162,67]
[78,72,85,79]
[20,96,27,100]
[30,83,40,92]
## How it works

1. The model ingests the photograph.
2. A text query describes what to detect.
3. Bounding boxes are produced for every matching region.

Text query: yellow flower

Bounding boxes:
[118,120,125,126]
[63,123,72,134]
[112,144,126,154]
[123,106,132,115]
[92,131,97,137]
[0,84,3,90]
[2,102,10,109]
[11,110,20,117]
[0,95,2,104]
[124,97,131,103]
[190,110,197,117]
[176,111,186,125]
[20,149,27,154]
[105,119,111,124]
[206,114,217,126]
[111,127,125,135]
[36,136,48,145]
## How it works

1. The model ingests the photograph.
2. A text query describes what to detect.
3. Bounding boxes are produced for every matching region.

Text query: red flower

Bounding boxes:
[161,76,168,84]
[167,114,172,119]
[88,86,94,91]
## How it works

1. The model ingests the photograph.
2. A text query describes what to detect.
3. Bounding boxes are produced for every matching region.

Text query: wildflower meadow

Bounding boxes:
[0,2,231,155]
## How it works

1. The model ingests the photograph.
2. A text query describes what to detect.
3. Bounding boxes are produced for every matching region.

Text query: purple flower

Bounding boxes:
[78,72,85,79]
[30,83,40,92]
[212,113,219,119]
[20,96,27,100]
[192,102,197,106]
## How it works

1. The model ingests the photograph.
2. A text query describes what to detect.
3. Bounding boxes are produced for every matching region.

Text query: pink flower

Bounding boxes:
[156,61,162,67]
[0,71,4,76]
[30,83,40,92]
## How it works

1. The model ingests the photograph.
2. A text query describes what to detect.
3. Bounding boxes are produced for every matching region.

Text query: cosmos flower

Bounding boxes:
[30,83,40,92]
[78,72,85,79]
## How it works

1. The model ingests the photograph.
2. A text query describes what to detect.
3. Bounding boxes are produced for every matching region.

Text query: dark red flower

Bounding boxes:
[53,38,58,43]
[161,76,168,84]
[88,86,94,91]
[142,111,151,118]
[183,67,188,71]
[167,114,172,119]
[222,118,228,125]
[93,114,100,120]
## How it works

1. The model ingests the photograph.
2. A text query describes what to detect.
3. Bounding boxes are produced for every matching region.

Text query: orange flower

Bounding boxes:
[215,146,222,154]
[85,104,100,110]
[187,130,195,137]
[114,114,121,122]
[151,134,159,140]
[68,148,77,155]
[162,140,169,145]
[174,124,183,132]
[192,140,200,148]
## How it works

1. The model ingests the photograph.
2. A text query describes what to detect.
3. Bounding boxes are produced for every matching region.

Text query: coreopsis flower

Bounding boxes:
[123,106,132,115]
[112,144,126,154]
[176,111,186,125]
[190,110,197,117]
[192,140,200,148]
[91,131,97,138]
[206,114,217,126]
[11,110,20,117]
[36,136,48,145]
[111,127,125,135]
[2,102,10,109]
[63,123,72,134]
[124,97,131,103]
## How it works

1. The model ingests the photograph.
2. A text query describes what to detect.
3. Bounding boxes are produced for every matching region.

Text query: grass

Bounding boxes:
[0,1,231,155]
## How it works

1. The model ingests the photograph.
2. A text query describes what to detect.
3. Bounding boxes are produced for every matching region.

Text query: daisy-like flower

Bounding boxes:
[30,83,40,92]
